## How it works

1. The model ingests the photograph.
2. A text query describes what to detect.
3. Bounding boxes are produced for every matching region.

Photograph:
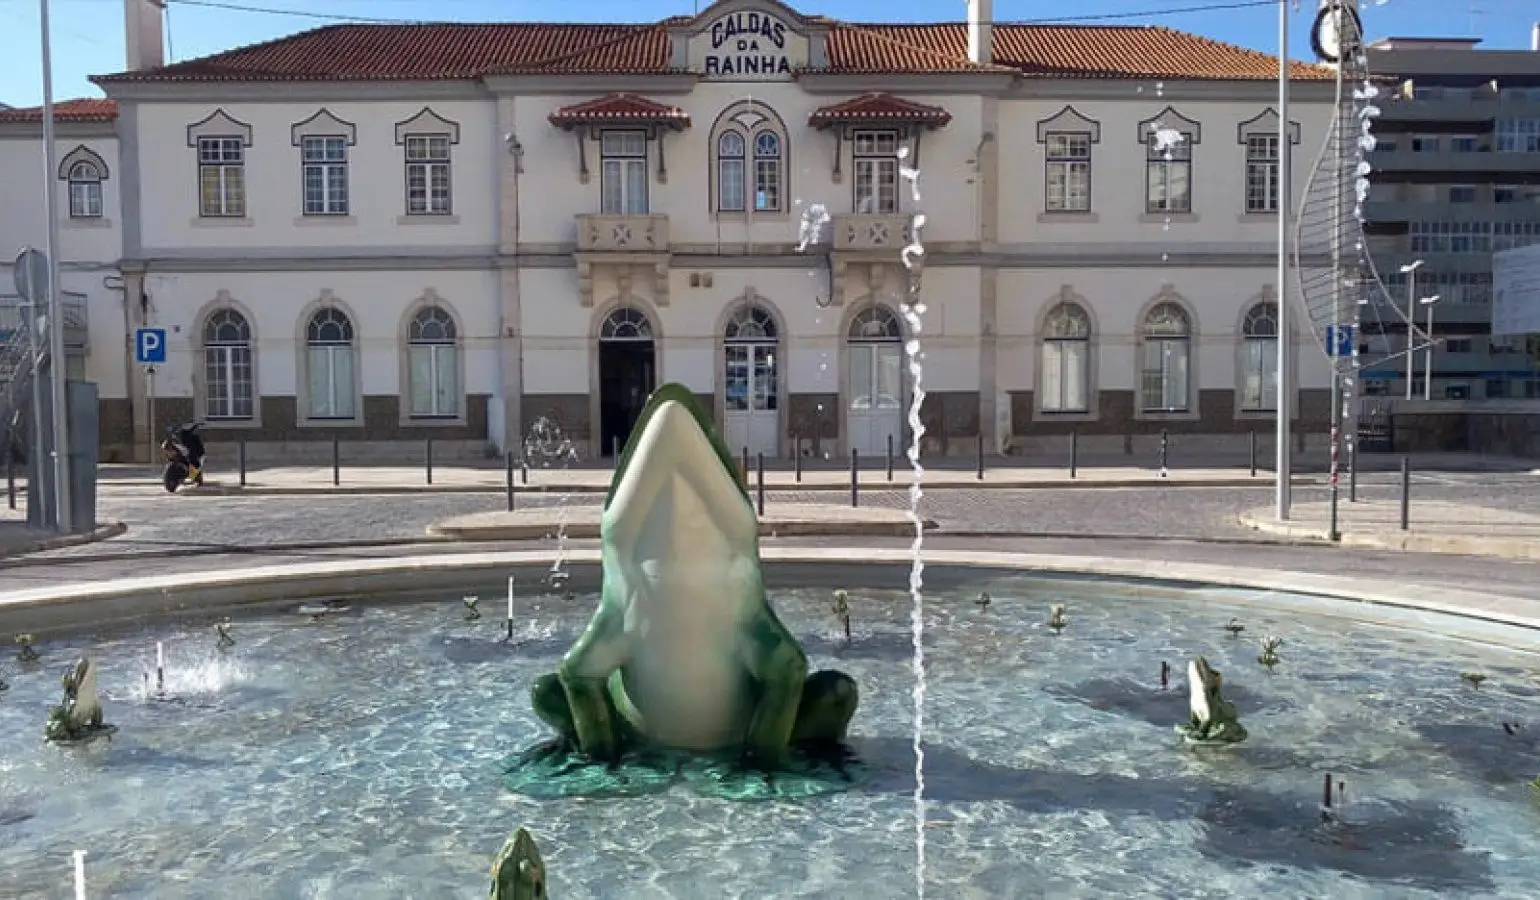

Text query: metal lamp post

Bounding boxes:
[1399,260,1423,400]
[1420,294,1440,401]
[37,0,72,532]
[1274,0,1293,521]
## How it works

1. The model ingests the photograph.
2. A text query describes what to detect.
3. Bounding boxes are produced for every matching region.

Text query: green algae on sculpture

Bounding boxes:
[1176,656,1247,745]
[489,828,546,899]
[44,658,115,744]
[508,384,860,798]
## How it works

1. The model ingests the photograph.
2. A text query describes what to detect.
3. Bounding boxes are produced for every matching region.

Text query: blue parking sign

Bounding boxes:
[135,328,167,364]
[1326,324,1355,358]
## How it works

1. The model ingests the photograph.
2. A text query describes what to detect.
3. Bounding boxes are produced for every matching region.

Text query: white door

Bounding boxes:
[846,342,904,457]
[724,343,780,458]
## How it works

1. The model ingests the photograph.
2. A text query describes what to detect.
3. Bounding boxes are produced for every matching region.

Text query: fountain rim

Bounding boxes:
[0,547,1534,644]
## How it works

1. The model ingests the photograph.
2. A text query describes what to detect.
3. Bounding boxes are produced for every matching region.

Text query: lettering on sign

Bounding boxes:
[704,10,793,79]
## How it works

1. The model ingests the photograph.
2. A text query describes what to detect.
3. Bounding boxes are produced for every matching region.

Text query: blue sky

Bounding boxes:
[1,0,1536,107]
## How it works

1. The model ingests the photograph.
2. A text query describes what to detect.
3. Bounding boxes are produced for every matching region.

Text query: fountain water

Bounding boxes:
[521,417,580,589]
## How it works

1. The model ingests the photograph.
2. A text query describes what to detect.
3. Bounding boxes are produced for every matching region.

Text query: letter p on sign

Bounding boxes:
[136,327,167,364]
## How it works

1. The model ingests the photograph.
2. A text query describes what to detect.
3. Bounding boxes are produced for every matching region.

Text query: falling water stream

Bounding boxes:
[896,143,930,899]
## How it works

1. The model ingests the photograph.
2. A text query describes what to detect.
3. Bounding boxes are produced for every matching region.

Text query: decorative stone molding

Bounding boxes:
[574,261,670,309]
[1236,107,1301,144]
[1135,106,1202,144]
[186,109,253,147]
[1035,105,1101,144]
[393,107,460,145]
[291,108,358,146]
[57,144,108,180]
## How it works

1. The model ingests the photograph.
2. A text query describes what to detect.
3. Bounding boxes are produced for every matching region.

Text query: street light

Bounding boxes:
[1420,294,1440,401]
[1399,260,1424,400]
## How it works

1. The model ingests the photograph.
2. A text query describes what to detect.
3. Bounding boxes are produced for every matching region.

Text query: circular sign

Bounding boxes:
[11,246,48,307]
[1311,1,1364,65]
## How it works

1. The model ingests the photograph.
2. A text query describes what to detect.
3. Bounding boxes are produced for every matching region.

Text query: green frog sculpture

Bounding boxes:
[489,828,546,899]
[1175,656,1248,745]
[507,384,860,799]
[44,657,114,744]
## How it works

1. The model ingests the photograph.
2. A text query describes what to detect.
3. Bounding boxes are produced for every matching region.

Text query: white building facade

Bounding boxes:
[11,0,1341,460]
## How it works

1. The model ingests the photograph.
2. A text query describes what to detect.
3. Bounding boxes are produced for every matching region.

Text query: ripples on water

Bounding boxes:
[1,577,1538,898]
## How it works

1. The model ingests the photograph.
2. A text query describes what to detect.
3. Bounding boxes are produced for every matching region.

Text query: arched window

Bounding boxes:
[1140,301,1192,412]
[599,306,653,341]
[203,308,253,419]
[407,305,459,418]
[67,161,104,219]
[1240,301,1279,412]
[717,131,746,212]
[846,305,903,415]
[711,103,788,216]
[753,131,782,212]
[305,306,356,419]
[724,305,778,414]
[1041,303,1091,413]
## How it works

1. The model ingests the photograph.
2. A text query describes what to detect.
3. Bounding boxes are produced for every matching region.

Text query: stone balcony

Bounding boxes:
[575,213,669,253]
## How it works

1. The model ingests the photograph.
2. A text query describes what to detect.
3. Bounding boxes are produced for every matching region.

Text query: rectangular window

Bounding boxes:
[68,181,102,219]
[1450,137,1479,153]
[197,137,245,218]
[1410,136,1440,153]
[404,134,452,215]
[301,136,349,216]
[1140,339,1190,412]
[1448,185,1477,203]
[1044,132,1091,213]
[600,130,649,215]
[1244,134,1280,213]
[852,129,899,215]
[204,345,254,419]
[1040,339,1089,412]
[1145,132,1192,214]
[1496,118,1540,154]
[1376,139,1398,153]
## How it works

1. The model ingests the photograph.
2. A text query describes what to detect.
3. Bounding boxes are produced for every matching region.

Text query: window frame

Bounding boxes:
[1138,301,1194,415]
[197,135,247,218]
[851,128,900,215]
[716,130,747,213]
[1239,301,1280,414]
[201,308,255,421]
[66,161,104,219]
[403,133,453,216]
[1243,133,1280,214]
[303,306,358,421]
[1043,131,1092,214]
[301,135,350,217]
[599,129,649,216]
[406,304,462,420]
[1038,302,1093,414]
[1144,130,1193,215]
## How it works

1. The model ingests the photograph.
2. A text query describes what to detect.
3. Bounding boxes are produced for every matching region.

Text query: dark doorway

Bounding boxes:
[599,340,656,456]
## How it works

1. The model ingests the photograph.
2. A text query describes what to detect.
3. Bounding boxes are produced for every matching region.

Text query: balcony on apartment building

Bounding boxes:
[830,213,914,257]
[574,213,671,254]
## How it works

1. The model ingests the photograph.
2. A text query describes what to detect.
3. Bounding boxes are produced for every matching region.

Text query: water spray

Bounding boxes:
[503,576,517,644]
[155,641,165,695]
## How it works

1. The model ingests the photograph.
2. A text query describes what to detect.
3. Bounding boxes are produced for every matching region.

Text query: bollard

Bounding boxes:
[425,438,434,485]
[505,451,516,512]
[1399,456,1410,531]
[886,433,894,482]
[238,440,248,487]
[5,454,12,509]
[1158,430,1169,477]
[1069,430,1078,479]
[332,437,340,486]
[741,447,750,489]
[1348,443,1358,503]
[793,435,802,483]
[976,432,984,480]
[850,447,859,508]
[520,457,528,485]
[1248,430,1257,477]
[756,452,765,517]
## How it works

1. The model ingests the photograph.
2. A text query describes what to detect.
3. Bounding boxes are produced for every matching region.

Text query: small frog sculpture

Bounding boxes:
[1047,604,1067,634]
[1461,671,1487,690]
[15,634,39,664]
[464,596,483,621]
[44,657,112,744]
[1257,635,1283,670]
[1175,657,1247,745]
[1224,618,1246,637]
[975,592,991,611]
[831,590,852,641]
[489,828,547,899]
[215,619,236,649]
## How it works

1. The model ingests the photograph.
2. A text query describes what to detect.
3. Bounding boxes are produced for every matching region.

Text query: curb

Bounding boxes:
[98,475,1322,497]
[2,547,1534,644]
[0,521,127,559]
[426,517,938,541]
[1236,512,1538,560]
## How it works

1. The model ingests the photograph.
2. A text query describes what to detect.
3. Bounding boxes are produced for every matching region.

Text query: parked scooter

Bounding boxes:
[160,422,206,493]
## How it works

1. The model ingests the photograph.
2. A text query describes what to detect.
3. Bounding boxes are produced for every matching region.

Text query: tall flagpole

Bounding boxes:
[40,0,73,532]
[1275,0,1292,521]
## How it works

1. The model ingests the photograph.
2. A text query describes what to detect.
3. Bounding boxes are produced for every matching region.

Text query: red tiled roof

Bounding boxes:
[89,21,1333,84]
[809,93,952,128]
[549,93,691,129]
[0,98,117,123]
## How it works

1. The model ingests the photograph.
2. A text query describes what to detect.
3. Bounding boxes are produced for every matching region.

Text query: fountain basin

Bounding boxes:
[1,552,1538,897]
[426,504,934,541]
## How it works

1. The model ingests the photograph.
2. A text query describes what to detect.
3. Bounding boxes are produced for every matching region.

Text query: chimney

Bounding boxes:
[1532,22,1539,52]
[968,0,992,66]
[124,0,165,70]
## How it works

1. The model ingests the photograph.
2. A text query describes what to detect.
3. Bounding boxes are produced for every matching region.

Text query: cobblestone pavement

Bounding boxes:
[3,536,1536,603]
[11,472,1540,562]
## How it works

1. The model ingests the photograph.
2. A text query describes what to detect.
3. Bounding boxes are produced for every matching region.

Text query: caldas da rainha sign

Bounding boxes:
[703,10,794,79]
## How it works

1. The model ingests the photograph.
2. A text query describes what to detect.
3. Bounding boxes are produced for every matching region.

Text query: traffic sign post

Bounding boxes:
[12,248,50,528]
[12,247,48,305]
